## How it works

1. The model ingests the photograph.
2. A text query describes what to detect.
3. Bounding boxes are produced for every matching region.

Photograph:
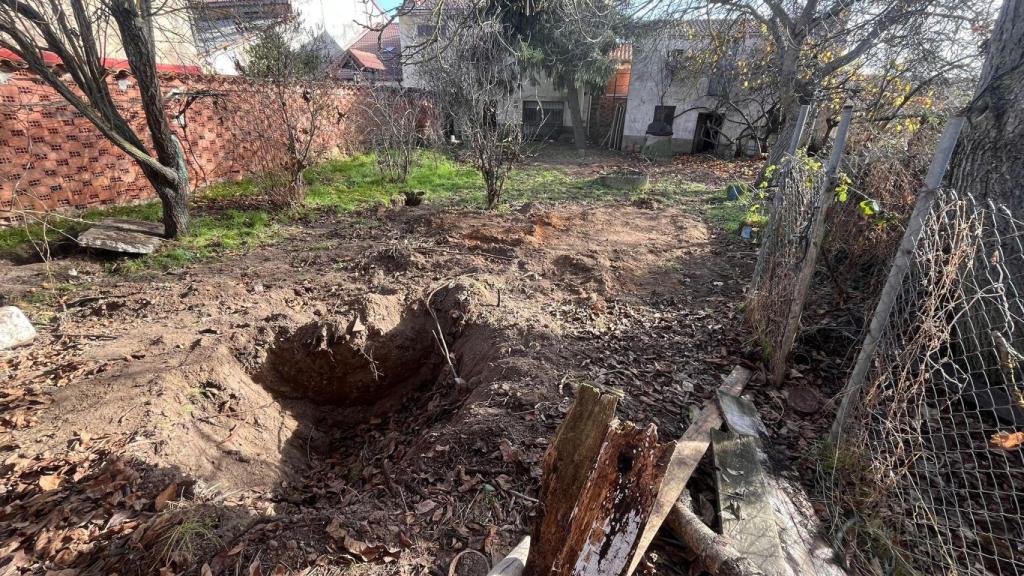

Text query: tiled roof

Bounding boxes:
[345,23,402,81]
[0,48,202,75]
[348,48,386,71]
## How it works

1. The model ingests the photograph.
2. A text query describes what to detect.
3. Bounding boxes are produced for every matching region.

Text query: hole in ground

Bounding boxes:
[256,293,452,417]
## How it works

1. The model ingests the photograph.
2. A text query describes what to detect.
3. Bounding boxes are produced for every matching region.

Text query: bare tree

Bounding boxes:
[657,0,992,173]
[0,0,194,238]
[358,84,439,182]
[420,14,523,209]
[242,22,340,208]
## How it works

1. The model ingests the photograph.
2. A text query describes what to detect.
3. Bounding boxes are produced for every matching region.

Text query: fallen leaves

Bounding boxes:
[154,482,179,511]
[38,474,62,491]
[990,430,1024,450]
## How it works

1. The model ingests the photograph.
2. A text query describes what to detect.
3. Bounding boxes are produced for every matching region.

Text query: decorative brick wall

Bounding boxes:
[0,68,371,222]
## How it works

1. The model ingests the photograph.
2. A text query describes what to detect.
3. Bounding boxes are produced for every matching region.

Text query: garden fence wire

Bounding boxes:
[746,155,826,380]
[829,188,1024,576]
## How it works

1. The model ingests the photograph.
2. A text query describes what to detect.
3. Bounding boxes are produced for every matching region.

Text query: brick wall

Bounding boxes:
[0,67,371,222]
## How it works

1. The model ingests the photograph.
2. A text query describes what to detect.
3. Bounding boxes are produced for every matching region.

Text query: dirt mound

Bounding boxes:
[359,243,425,273]
[18,345,319,491]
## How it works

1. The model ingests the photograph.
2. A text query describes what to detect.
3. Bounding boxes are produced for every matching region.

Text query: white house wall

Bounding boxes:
[399,10,588,130]
[622,34,760,155]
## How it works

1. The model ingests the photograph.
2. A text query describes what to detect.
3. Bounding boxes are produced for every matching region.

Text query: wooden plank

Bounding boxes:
[711,430,787,576]
[554,422,673,575]
[764,476,848,576]
[624,366,753,575]
[717,391,768,440]
[526,385,619,576]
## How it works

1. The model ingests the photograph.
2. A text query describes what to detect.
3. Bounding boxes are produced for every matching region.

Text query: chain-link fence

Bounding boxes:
[746,154,828,381]
[829,188,1024,575]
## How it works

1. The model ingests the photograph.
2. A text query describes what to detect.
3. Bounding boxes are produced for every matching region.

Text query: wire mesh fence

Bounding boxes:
[746,155,827,380]
[829,188,1024,575]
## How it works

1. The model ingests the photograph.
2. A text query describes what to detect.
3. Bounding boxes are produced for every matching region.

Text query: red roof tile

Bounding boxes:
[348,48,387,71]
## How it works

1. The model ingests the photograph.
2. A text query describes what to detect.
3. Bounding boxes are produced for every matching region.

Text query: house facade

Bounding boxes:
[397,5,604,141]
[621,25,764,156]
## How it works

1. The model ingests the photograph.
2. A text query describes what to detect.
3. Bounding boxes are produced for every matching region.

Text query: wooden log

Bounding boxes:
[665,501,769,576]
[624,366,753,575]
[525,384,674,576]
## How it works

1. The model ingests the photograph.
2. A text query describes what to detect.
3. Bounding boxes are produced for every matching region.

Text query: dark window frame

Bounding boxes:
[522,100,564,126]
[653,105,676,126]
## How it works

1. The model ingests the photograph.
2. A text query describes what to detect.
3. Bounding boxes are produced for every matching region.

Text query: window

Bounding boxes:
[707,68,729,97]
[522,101,564,126]
[653,105,675,126]
[416,24,436,38]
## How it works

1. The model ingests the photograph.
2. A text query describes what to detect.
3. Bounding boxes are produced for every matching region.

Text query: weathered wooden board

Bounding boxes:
[717,391,768,440]
[553,423,673,575]
[764,476,848,576]
[525,385,619,575]
[624,366,753,575]
[711,429,787,576]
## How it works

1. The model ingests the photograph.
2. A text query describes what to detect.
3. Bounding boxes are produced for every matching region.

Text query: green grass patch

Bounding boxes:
[113,210,281,274]
[645,176,765,232]
[304,152,484,210]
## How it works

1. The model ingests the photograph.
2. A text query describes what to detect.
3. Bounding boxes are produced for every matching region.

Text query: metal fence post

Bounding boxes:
[770,104,854,385]
[829,116,966,444]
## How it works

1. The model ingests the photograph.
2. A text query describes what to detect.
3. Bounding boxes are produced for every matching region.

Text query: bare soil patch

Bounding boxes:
[1,189,754,574]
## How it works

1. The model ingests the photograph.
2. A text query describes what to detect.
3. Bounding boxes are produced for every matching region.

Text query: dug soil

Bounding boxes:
[1,187,755,574]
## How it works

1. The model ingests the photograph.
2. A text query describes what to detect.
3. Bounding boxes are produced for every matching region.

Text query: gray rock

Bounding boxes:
[78,218,164,254]
[0,306,36,350]
[96,218,165,236]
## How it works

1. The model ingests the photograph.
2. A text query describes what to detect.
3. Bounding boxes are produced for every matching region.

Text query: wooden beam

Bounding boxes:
[553,422,673,575]
[624,366,753,575]
[711,430,787,576]
[524,384,619,575]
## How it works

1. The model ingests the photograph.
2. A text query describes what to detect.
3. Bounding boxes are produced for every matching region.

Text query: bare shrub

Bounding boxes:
[242,23,341,208]
[359,85,439,182]
[419,15,523,209]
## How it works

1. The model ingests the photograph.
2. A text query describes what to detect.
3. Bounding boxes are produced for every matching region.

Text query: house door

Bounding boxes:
[694,112,723,153]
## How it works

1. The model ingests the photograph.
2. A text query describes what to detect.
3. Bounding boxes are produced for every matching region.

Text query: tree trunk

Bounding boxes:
[565,83,587,155]
[948,0,1024,215]
[111,0,191,238]
[143,136,191,238]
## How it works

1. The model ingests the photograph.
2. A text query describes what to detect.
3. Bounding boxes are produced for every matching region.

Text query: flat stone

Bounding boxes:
[78,219,164,254]
[0,306,36,350]
[96,218,165,236]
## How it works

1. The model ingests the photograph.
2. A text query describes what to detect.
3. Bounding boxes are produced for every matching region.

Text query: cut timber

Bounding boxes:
[525,384,674,576]
[717,391,768,440]
[665,502,769,576]
[525,384,618,575]
[711,430,786,576]
[624,366,753,575]
[487,537,530,576]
